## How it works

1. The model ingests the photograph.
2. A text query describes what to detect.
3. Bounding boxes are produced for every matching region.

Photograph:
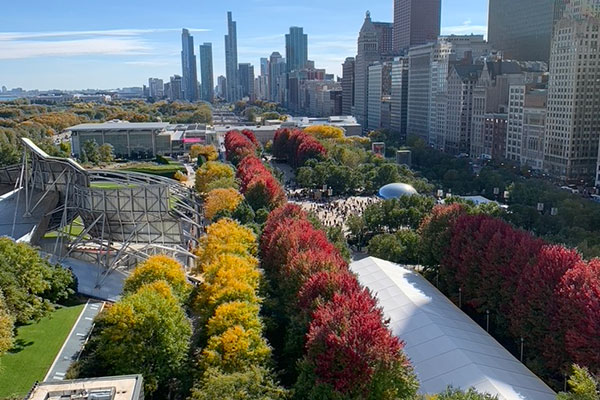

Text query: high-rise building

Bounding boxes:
[181,29,199,102]
[407,42,435,144]
[225,11,240,102]
[488,0,565,62]
[260,58,269,77]
[341,57,355,115]
[368,62,393,131]
[545,0,600,182]
[148,78,164,99]
[199,43,214,102]
[354,11,381,130]
[217,75,227,99]
[390,56,409,142]
[393,0,441,52]
[286,26,308,73]
[444,64,483,155]
[373,22,394,56]
[268,52,286,103]
[168,75,183,101]
[239,63,255,100]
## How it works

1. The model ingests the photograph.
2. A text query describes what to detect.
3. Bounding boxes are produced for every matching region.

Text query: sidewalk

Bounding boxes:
[44,300,105,382]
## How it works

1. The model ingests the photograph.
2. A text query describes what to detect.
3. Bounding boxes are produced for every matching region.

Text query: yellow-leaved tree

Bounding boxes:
[123,255,192,303]
[204,188,243,221]
[191,144,219,162]
[194,219,257,266]
[195,161,235,194]
[303,125,344,140]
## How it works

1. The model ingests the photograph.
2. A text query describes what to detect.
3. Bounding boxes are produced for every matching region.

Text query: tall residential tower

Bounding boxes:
[354,11,381,129]
[225,11,240,102]
[181,29,199,102]
[286,27,308,72]
[199,43,214,102]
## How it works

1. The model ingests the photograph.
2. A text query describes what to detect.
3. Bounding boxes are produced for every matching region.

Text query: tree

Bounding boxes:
[0,292,15,356]
[204,188,243,221]
[98,143,115,163]
[82,140,99,164]
[194,219,257,268]
[190,144,218,162]
[303,125,344,140]
[368,230,420,265]
[418,204,466,272]
[557,365,600,400]
[0,238,75,324]
[122,255,192,303]
[189,366,288,400]
[195,162,235,194]
[91,281,191,395]
[435,387,499,400]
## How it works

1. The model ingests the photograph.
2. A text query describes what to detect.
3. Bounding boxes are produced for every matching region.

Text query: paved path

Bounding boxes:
[44,300,105,382]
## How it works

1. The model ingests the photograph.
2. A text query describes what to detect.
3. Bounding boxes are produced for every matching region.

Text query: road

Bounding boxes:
[44,300,105,382]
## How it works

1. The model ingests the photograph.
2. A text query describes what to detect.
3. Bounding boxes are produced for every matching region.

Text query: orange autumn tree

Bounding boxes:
[204,188,243,221]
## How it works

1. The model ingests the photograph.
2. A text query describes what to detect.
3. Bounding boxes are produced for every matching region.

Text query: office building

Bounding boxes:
[545,0,600,182]
[488,0,565,62]
[445,64,483,155]
[167,75,183,101]
[521,89,548,170]
[373,22,394,56]
[148,78,164,99]
[354,11,381,130]
[239,63,255,100]
[181,29,199,102]
[393,0,441,52]
[286,26,308,73]
[341,57,355,116]
[260,57,269,76]
[268,52,286,103]
[217,75,227,99]
[225,11,240,102]
[407,42,435,144]
[199,43,214,102]
[390,56,409,142]
[368,62,392,131]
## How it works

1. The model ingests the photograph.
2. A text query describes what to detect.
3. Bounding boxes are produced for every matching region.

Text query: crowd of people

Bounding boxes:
[291,196,380,232]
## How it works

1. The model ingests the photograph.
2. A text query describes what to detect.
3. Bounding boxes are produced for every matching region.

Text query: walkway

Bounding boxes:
[44,300,105,382]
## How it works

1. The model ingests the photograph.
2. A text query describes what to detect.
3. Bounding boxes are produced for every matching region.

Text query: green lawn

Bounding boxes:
[0,304,85,397]
[89,182,138,190]
[43,216,87,240]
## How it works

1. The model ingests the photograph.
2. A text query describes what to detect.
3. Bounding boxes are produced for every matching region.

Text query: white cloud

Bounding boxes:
[0,28,209,41]
[0,38,150,60]
[442,21,488,37]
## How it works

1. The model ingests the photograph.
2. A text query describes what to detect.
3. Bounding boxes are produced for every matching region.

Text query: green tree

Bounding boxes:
[90,281,192,396]
[189,366,288,400]
[82,140,99,164]
[0,291,15,356]
[98,143,115,163]
[557,365,600,400]
[435,387,498,400]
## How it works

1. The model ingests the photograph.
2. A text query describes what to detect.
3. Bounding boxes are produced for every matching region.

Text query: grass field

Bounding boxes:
[43,216,87,240]
[0,304,84,397]
[89,182,138,190]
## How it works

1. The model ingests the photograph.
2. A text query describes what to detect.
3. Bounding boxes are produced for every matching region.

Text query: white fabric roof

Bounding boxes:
[350,257,556,400]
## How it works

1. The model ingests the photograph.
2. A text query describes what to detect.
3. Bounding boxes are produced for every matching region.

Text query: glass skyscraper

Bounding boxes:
[393,0,441,52]
[181,29,199,102]
[285,26,308,73]
[225,11,240,102]
[199,43,214,102]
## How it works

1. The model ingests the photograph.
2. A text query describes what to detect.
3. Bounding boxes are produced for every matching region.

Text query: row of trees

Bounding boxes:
[259,204,419,399]
[72,255,193,397]
[224,129,260,165]
[418,204,600,384]
[237,156,286,211]
[0,238,77,356]
[189,219,287,399]
[272,128,327,167]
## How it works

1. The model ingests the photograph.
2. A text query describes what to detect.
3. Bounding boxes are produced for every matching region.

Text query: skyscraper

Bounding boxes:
[341,57,355,115]
[181,29,199,102]
[390,56,409,142]
[488,0,565,62]
[393,0,441,52]
[286,26,308,72]
[199,43,214,102]
[168,75,183,101]
[260,58,269,76]
[354,11,381,129]
[545,0,600,182]
[238,63,255,100]
[373,22,394,56]
[268,52,286,103]
[148,78,164,99]
[225,11,240,102]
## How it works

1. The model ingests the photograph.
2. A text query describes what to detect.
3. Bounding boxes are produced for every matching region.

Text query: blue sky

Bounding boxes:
[0,0,488,90]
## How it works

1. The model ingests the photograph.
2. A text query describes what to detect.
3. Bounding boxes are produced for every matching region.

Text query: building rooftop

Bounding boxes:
[68,121,169,131]
[350,257,556,400]
[27,375,143,400]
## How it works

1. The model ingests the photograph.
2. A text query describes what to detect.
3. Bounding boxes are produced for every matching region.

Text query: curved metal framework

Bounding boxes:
[10,138,202,283]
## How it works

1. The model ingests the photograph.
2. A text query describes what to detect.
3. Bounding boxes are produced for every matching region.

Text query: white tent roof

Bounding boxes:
[350,257,556,400]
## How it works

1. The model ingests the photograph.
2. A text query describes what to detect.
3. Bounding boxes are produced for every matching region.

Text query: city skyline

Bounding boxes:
[0,0,488,90]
